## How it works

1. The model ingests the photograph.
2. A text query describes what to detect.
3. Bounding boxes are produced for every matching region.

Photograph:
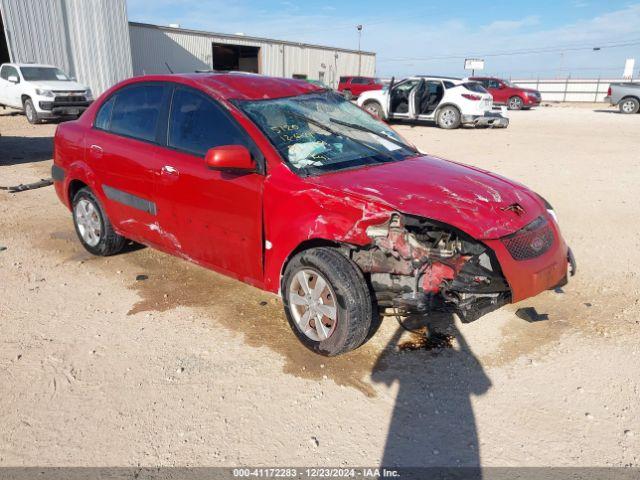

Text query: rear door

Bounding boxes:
[85,82,171,248]
[153,85,264,283]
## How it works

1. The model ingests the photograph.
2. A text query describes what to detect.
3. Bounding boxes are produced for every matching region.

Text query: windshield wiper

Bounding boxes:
[328,117,419,154]
[287,111,397,163]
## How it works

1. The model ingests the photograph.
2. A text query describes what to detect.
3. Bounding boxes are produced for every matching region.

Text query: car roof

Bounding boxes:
[8,63,59,69]
[403,76,463,83]
[122,72,324,101]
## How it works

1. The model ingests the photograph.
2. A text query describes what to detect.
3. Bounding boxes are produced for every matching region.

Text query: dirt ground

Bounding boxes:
[1,104,639,468]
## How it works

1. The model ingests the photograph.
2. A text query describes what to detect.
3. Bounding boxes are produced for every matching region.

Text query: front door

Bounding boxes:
[0,65,21,107]
[154,86,264,285]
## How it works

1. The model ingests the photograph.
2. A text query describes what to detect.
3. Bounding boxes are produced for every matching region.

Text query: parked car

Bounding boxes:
[0,63,93,123]
[357,75,508,129]
[605,83,640,114]
[337,76,383,100]
[53,73,574,356]
[470,77,541,110]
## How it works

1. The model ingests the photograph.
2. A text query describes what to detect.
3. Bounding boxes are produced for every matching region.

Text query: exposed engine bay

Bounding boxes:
[349,213,511,322]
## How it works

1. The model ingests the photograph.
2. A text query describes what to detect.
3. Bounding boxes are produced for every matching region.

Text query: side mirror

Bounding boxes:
[7,75,19,84]
[205,145,255,171]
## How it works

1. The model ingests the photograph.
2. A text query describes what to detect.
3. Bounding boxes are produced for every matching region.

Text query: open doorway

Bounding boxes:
[0,9,11,65]
[212,43,260,73]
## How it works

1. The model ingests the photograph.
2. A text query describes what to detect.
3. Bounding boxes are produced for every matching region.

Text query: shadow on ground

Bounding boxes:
[373,312,490,475]
[0,135,53,165]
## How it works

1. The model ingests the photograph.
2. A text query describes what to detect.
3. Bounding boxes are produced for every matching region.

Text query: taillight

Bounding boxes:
[462,94,481,101]
[607,87,611,96]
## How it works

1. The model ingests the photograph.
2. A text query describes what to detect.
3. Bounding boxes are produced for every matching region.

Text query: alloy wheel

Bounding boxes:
[74,198,102,247]
[622,100,636,113]
[440,108,457,127]
[288,269,338,341]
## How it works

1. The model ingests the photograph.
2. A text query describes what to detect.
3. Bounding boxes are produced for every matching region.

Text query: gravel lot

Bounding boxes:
[1,104,639,468]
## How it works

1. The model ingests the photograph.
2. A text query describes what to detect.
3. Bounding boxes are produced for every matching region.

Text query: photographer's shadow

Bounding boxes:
[372,312,491,473]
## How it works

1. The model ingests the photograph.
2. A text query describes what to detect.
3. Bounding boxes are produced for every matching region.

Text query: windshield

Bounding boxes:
[20,67,69,82]
[237,91,417,175]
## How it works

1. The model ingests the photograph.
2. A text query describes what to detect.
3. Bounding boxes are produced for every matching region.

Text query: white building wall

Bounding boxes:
[129,23,375,88]
[513,78,620,102]
[0,0,132,94]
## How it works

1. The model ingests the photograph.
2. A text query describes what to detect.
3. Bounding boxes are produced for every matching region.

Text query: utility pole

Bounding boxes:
[357,24,363,76]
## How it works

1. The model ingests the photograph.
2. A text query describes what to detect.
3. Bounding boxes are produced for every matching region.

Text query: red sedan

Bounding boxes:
[52,73,574,356]
[470,77,541,110]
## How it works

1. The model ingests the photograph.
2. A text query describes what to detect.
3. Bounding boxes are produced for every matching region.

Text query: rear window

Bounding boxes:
[463,82,488,94]
[339,76,350,83]
[109,84,167,142]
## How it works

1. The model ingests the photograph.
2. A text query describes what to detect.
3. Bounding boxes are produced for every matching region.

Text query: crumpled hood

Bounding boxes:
[304,155,545,239]
[30,80,88,91]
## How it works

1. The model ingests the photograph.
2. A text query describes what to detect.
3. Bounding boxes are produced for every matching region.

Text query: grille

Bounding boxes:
[501,216,554,260]
[54,95,86,105]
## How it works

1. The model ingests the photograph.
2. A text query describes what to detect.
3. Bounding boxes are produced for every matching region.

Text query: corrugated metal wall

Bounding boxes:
[0,0,132,94]
[129,23,376,88]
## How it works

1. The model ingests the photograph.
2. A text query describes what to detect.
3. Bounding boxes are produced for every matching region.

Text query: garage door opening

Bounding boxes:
[0,9,10,65]
[212,43,260,73]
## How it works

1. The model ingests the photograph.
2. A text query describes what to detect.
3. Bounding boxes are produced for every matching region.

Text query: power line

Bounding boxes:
[378,38,640,63]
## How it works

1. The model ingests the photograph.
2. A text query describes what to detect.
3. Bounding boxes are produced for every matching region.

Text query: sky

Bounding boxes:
[127,0,640,79]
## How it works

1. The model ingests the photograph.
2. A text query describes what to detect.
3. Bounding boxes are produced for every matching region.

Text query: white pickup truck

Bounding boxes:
[0,63,93,123]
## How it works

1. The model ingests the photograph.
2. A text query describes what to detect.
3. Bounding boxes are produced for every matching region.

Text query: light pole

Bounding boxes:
[357,24,363,76]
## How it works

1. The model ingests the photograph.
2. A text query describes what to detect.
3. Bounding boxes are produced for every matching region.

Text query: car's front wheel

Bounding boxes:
[24,98,40,124]
[282,247,374,356]
[619,97,639,114]
[508,96,523,110]
[72,187,126,256]
[436,105,461,129]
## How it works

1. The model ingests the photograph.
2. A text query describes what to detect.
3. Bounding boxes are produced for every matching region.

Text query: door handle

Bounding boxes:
[161,165,179,176]
[89,144,103,153]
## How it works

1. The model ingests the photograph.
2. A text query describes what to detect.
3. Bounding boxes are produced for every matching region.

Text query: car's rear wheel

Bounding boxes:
[619,97,639,114]
[363,101,384,119]
[436,105,461,129]
[282,247,374,356]
[72,187,126,256]
[343,90,353,101]
[24,98,40,124]
[508,96,523,110]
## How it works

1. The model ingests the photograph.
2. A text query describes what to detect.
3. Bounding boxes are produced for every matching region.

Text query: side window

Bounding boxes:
[488,80,500,89]
[1,66,18,81]
[110,84,166,142]
[94,96,115,130]
[443,81,455,89]
[168,88,248,157]
[351,77,366,84]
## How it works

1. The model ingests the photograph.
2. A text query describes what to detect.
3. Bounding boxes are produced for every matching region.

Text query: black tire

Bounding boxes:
[24,98,40,124]
[343,90,353,101]
[282,247,374,356]
[72,187,126,256]
[619,97,640,114]
[363,101,384,119]
[436,105,461,129]
[508,96,523,110]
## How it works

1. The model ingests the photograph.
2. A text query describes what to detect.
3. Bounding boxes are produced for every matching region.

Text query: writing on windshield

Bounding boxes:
[237,91,416,174]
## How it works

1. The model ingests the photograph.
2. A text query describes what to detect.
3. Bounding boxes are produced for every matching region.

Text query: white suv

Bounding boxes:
[357,75,508,129]
[0,63,93,124]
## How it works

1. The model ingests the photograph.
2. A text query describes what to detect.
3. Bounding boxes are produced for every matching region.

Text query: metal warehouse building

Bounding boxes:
[0,0,376,95]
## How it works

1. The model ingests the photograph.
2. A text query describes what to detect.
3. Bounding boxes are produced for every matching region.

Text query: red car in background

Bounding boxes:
[471,77,541,110]
[337,76,384,100]
[52,73,574,356]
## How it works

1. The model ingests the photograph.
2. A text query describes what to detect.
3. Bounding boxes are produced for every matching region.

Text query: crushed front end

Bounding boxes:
[349,213,572,323]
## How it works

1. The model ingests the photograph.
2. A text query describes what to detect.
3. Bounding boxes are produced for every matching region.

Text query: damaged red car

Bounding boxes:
[53,73,575,356]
